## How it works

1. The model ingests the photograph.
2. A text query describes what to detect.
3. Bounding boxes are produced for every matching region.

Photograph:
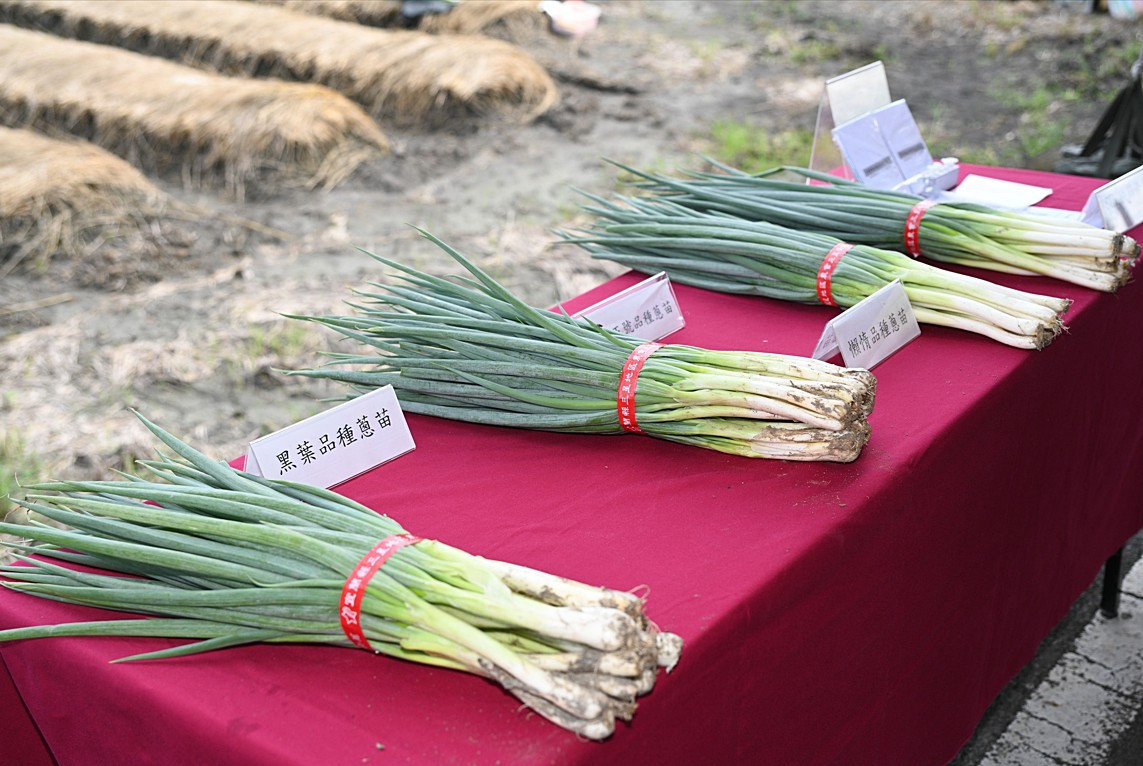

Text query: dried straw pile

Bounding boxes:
[0,0,558,126]
[257,0,547,37]
[0,127,176,276]
[0,25,388,199]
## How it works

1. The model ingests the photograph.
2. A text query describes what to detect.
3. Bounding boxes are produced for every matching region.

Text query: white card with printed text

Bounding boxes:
[1080,164,1143,232]
[812,280,920,369]
[243,386,415,488]
[573,272,686,340]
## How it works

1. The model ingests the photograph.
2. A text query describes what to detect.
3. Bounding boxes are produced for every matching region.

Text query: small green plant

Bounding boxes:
[609,154,677,191]
[762,0,818,26]
[985,4,1029,33]
[1,429,42,516]
[687,38,723,64]
[246,322,312,362]
[790,38,841,65]
[924,102,1010,167]
[930,138,1006,168]
[1094,45,1141,84]
[990,83,1082,168]
[703,121,814,173]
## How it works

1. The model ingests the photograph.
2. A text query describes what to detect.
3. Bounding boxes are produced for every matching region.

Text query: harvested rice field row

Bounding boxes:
[0,127,179,277]
[255,0,547,36]
[0,0,559,127]
[0,25,388,199]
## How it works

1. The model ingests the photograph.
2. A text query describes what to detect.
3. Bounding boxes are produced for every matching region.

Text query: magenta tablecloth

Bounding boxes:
[3,166,1142,766]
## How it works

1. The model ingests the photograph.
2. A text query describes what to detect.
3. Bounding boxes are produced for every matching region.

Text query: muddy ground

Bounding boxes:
[1,0,1140,518]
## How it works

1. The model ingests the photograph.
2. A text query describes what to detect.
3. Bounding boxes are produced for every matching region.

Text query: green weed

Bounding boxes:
[687,38,723,63]
[703,121,814,172]
[790,38,841,66]
[761,1,818,26]
[246,322,312,362]
[990,83,1082,167]
[0,429,42,516]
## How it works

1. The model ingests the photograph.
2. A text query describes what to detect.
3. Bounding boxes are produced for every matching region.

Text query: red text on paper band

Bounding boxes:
[904,200,937,257]
[816,243,855,307]
[340,533,423,650]
[617,343,662,434]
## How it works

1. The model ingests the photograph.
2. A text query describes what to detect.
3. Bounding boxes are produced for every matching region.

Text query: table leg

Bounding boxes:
[1100,547,1125,618]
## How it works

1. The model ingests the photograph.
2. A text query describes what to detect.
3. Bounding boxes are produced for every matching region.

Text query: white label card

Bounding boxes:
[812,280,920,369]
[243,385,415,488]
[1080,164,1143,232]
[573,272,685,340]
[811,322,841,362]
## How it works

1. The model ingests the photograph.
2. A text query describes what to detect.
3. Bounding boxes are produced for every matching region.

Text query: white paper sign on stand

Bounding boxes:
[244,385,415,488]
[810,62,956,197]
[1078,164,1143,232]
[572,272,685,341]
[812,280,920,370]
[834,100,932,183]
[831,100,958,196]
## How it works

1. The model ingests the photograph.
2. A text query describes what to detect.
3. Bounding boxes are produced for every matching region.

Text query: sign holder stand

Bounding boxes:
[809,61,892,178]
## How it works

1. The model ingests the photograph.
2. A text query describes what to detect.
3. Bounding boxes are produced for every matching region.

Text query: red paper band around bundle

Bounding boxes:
[340,533,423,650]
[815,242,855,307]
[617,342,662,434]
[904,200,937,257]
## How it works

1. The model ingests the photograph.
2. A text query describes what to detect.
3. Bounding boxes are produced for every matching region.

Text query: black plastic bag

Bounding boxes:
[1057,47,1143,178]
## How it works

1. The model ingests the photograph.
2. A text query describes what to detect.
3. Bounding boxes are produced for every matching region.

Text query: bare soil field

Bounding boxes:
[2,0,1140,524]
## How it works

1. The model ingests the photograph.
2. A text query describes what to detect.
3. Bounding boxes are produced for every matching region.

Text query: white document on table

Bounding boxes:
[940,175,1053,210]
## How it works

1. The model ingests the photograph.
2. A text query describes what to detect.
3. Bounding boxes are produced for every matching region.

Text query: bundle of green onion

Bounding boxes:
[0,414,682,739]
[615,161,1138,293]
[287,231,877,462]
[563,193,1072,350]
